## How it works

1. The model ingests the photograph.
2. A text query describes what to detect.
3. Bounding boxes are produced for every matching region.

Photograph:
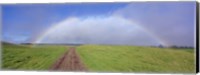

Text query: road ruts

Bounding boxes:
[50,47,87,71]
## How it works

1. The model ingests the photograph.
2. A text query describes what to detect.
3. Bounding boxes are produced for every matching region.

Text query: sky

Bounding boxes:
[1,2,196,47]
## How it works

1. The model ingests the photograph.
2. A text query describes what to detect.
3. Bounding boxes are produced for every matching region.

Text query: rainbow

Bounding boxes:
[31,16,170,47]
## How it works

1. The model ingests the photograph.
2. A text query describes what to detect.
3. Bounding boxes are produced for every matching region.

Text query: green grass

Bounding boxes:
[2,44,67,70]
[2,44,195,73]
[77,45,195,73]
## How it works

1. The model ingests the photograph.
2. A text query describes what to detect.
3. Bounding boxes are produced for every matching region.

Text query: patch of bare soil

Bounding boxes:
[50,47,87,71]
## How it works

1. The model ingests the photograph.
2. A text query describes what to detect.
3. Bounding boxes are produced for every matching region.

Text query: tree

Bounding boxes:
[170,45,178,48]
[158,44,164,48]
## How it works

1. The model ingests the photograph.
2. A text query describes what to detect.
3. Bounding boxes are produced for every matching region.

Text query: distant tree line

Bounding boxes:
[21,43,33,45]
[169,45,194,49]
[150,44,194,49]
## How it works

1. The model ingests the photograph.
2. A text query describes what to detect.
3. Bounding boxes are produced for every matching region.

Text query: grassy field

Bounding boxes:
[77,45,195,73]
[2,43,195,73]
[2,43,67,70]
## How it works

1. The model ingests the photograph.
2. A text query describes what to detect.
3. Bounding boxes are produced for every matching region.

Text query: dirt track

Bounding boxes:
[50,47,87,71]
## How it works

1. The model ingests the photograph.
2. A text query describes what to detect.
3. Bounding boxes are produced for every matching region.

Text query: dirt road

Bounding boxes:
[50,47,87,71]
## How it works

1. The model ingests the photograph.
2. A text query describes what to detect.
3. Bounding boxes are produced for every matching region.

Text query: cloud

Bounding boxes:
[113,2,196,47]
[33,2,195,47]
[36,16,161,46]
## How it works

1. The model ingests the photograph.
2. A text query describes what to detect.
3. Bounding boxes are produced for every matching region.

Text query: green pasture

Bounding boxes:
[2,43,195,73]
[2,44,67,70]
[76,45,195,73]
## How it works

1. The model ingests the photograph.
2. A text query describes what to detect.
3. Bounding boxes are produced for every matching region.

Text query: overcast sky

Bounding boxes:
[1,2,196,47]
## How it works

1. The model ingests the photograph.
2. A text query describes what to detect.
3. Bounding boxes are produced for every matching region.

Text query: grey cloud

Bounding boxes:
[37,16,160,46]
[35,2,195,47]
[114,2,195,47]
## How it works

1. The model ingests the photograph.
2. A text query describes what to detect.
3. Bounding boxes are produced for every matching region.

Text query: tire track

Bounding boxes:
[50,47,87,71]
